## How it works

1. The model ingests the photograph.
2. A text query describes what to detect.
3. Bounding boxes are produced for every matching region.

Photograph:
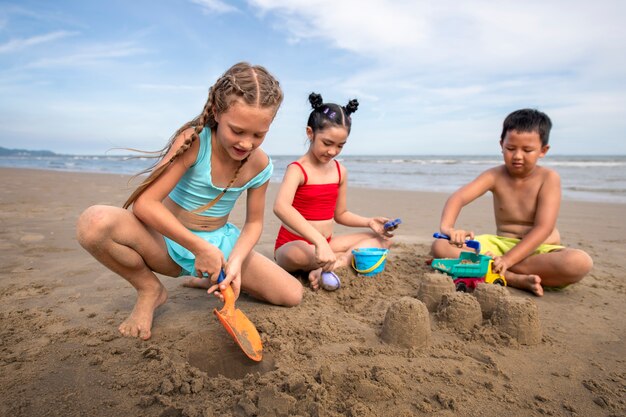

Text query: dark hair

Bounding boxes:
[500,108,552,146]
[307,92,359,135]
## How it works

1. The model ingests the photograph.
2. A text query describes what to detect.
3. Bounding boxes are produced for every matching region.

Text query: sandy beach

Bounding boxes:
[0,167,624,417]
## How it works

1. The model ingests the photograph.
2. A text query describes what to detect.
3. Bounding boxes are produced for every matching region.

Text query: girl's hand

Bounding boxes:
[193,242,225,285]
[444,228,475,247]
[491,255,510,276]
[369,217,393,238]
[207,261,243,302]
[315,241,336,271]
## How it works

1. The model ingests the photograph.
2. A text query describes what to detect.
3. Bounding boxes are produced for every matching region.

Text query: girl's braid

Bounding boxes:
[123,62,283,209]
[122,95,212,209]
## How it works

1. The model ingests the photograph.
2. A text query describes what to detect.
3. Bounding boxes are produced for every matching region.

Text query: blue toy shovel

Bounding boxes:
[384,218,402,231]
[213,270,263,362]
[433,232,481,253]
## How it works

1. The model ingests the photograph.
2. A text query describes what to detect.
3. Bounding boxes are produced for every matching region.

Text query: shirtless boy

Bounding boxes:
[431,109,593,296]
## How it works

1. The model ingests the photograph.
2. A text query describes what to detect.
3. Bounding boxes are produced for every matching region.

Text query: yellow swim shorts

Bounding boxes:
[474,234,564,257]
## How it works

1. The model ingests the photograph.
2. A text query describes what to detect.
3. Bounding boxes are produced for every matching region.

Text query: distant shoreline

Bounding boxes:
[2,166,625,207]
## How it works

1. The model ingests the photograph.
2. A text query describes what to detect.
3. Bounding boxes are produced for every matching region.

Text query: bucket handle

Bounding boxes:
[352,251,387,274]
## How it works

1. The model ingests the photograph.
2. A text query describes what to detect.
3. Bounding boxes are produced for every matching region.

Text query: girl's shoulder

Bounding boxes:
[169,127,201,167]
[248,148,271,171]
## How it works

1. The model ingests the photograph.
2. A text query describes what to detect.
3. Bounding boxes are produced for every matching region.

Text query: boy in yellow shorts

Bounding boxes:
[431,109,593,296]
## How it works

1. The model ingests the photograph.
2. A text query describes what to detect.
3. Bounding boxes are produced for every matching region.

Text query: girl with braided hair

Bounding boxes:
[273,93,393,291]
[77,62,303,340]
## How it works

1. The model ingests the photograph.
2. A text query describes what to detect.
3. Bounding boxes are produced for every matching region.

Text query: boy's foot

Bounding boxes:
[505,271,544,296]
[118,284,168,340]
[308,267,322,290]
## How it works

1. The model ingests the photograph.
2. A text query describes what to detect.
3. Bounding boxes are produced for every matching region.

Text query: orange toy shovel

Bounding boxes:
[213,270,263,361]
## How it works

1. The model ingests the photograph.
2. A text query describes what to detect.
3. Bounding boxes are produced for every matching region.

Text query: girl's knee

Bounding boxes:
[275,246,313,270]
[76,205,120,248]
[281,285,304,307]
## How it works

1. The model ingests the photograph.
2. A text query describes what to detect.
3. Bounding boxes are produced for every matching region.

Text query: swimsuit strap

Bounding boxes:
[334,159,341,184]
[290,161,308,185]
[191,157,248,213]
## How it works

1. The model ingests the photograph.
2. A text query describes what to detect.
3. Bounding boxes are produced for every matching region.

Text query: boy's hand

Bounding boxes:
[445,228,475,247]
[492,256,510,276]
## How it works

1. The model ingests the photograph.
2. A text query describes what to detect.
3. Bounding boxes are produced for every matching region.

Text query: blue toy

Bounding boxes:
[433,232,481,253]
[384,218,402,231]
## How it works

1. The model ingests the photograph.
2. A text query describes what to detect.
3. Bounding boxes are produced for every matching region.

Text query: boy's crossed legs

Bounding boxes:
[431,238,592,296]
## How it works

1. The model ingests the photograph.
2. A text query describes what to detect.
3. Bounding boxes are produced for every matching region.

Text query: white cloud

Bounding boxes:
[250,0,424,53]
[0,30,77,53]
[246,0,626,154]
[249,0,626,74]
[190,0,239,14]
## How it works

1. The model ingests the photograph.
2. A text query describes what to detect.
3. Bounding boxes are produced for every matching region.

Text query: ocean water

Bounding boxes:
[1,154,625,203]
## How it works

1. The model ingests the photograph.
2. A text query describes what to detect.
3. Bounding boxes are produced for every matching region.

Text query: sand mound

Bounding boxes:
[474,283,509,319]
[492,297,542,345]
[417,272,456,312]
[380,296,430,348]
[436,292,482,331]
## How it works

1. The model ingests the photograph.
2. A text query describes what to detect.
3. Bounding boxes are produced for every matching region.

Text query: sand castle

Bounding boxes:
[383,271,542,347]
[381,297,431,348]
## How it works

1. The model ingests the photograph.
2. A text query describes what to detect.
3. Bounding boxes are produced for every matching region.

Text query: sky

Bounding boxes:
[1,0,625,156]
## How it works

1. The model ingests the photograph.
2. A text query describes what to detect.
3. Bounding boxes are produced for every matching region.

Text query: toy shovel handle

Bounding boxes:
[433,232,481,252]
[216,269,235,315]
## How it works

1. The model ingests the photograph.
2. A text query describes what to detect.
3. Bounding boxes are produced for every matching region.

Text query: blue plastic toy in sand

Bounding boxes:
[351,248,389,276]
[433,232,481,253]
[384,218,402,231]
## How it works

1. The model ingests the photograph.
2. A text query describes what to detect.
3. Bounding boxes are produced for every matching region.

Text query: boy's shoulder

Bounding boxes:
[493,164,561,192]
[495,163,560,179]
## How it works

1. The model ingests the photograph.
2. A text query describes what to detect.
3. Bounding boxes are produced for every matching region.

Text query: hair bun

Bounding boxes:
[345,99,359,115]
[309,92,324,110]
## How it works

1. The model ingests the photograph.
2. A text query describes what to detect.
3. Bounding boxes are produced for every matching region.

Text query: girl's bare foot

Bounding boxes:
[334,253,351,269]
[308,267,322,290]
[505,271,544,296]
[118,284,168,340]
[182,276,211,289]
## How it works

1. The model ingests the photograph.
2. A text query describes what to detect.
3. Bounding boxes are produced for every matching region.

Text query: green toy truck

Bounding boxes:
[431,251,507,292]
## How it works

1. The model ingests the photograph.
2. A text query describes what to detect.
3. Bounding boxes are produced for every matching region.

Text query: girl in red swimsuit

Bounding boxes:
[273,93,393,290]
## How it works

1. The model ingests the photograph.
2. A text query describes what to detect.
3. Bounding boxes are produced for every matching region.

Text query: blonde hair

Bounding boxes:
[123,62,283,209]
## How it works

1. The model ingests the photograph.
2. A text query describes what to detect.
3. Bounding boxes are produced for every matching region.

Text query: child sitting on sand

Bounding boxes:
[76,63,303,340]
[273,93,393,291]
[431,108,593,296]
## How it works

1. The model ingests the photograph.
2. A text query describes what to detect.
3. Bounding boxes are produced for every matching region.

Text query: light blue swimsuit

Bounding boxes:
[164,127,273,276]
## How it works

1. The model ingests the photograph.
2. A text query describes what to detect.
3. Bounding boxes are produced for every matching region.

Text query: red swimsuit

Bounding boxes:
[274,160,341,251]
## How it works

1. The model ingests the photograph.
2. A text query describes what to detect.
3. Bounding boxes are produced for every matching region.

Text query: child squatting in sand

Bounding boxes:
[77,63,303,340]
[431,109,593,296]
[273,93,393,291]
